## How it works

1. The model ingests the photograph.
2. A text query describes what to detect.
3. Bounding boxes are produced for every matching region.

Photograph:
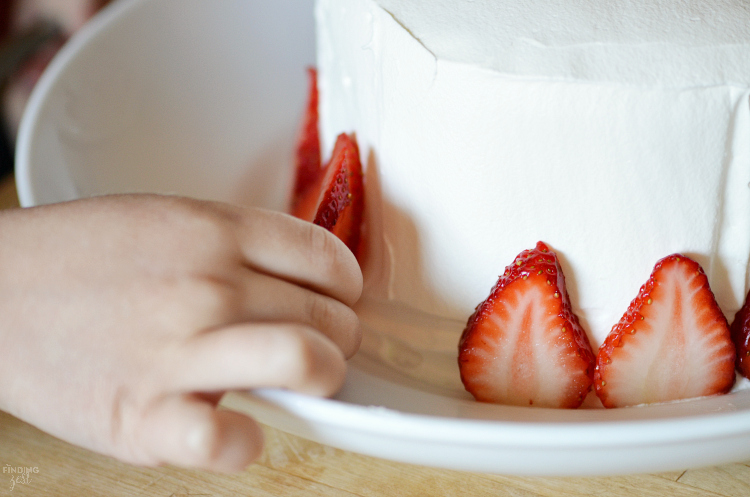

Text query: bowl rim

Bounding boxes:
[15,0,145,208]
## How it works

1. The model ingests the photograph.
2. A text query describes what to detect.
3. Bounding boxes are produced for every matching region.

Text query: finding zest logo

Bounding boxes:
[3,465,39,491]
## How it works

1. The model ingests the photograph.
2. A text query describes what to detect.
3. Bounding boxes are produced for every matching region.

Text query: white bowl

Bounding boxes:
[16,0,315,209]
[16,0,750,476]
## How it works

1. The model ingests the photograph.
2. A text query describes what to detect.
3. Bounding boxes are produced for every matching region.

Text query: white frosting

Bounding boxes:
[376,0,750,88]
[315,0,750,396]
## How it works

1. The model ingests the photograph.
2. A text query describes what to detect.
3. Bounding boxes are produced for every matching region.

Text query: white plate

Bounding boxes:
[15,0,750,476]
[224,355,750,476]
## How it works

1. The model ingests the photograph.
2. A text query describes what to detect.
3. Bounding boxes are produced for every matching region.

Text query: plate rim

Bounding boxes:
[236,378,750,449]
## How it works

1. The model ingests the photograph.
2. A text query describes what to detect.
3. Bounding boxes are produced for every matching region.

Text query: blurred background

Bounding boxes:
[0,0,110,179]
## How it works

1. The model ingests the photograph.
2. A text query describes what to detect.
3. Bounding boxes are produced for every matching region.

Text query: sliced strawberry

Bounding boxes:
[288,68,365,257]
[293,133,364,255]
[291,67,322,209]
[290,171,322,223]
[458,242,596,408]
[595,254,736,408]
[319,136,363,254]
[731,289,750,379]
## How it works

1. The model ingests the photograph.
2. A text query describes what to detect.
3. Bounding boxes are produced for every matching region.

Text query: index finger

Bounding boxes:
[231,207,363,307]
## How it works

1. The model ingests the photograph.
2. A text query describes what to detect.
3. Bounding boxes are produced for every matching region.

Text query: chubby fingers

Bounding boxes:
[139,323,348,472]
[137,394,264,472]
[231,207,363,307]
[167,323,347,396]
[237,270,361,358]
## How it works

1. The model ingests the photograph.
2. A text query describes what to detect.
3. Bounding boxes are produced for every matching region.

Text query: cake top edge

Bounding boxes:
[375,0,750,87]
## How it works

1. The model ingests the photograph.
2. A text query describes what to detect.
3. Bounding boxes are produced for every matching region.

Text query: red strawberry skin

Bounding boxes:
[458,242,596,409]
[288,68,365,259]
[293,133,364,256]
[320,136,364,255]
[731,289,750,379]
[291,67,322,209]
[595,254,736,408]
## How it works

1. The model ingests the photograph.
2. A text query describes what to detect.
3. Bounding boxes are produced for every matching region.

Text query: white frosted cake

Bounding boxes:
[314,0,750,392]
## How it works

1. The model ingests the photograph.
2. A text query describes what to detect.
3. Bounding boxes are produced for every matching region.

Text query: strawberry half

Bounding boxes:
[292,133,364,256]
[458,242,596,408]
[288,68,365,258]
[291,67,322,210]
[595,254,735,408]
[731,289,750,379]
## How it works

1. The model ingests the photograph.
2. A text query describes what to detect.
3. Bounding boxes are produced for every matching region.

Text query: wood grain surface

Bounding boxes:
[1,175,749,497]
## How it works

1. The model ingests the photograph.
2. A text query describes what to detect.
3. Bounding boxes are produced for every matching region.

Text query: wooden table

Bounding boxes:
[1,175,749,497]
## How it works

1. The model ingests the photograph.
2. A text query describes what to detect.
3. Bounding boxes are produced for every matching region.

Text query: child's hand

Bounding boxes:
[0,194,362,472]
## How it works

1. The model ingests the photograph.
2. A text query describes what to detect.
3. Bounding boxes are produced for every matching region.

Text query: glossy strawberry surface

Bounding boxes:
[595,254,735,408]
[289,68,364,258]
[731,289,750,379]
[458,242,595,408]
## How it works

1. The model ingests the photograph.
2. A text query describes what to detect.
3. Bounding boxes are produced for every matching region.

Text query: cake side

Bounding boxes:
[316,0,750,394]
